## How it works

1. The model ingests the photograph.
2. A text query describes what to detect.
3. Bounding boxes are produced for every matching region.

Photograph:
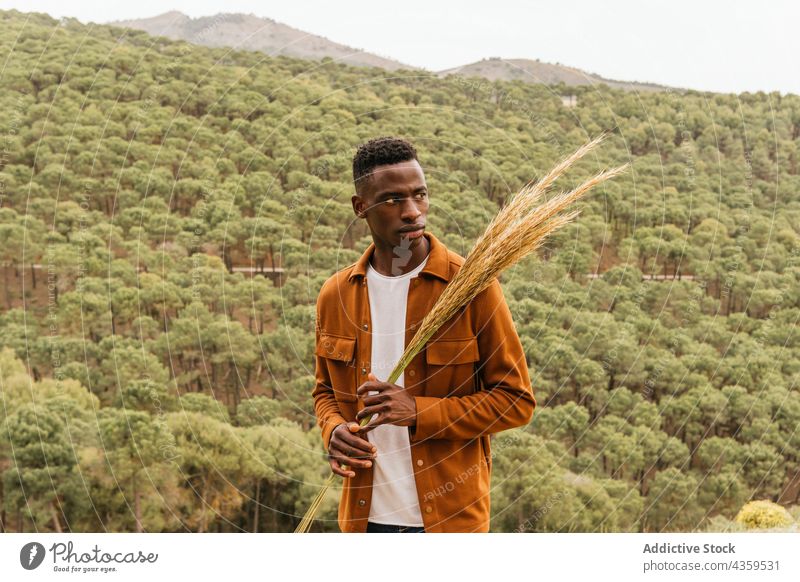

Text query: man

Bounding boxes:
[312,136,535,533]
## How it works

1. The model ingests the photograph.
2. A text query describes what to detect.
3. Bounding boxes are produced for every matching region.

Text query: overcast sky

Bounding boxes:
[3,0,798,94]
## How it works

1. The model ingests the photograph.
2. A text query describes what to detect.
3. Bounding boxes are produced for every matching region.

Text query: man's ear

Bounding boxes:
[352,193,367,219]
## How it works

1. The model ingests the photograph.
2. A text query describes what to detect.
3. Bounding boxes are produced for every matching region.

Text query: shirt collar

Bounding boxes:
[347,231,451,283]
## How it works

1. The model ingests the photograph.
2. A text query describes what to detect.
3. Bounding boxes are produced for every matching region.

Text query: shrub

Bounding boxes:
[734,500,793,530]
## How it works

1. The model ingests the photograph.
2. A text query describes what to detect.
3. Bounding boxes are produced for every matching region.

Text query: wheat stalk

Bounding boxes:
[295,135,628,532]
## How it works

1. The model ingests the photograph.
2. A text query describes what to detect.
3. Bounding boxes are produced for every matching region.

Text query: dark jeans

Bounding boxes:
[366,521,425,533]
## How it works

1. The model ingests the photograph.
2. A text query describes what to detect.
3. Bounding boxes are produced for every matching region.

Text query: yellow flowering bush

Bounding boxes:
[734,500,793,530]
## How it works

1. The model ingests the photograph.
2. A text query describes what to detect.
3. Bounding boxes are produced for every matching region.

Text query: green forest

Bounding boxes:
[1,10,799,533]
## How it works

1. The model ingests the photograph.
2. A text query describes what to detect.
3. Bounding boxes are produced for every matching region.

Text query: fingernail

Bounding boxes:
[365,461,372,467]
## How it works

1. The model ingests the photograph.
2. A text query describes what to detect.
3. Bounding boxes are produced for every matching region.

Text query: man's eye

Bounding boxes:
[416,192,427,199]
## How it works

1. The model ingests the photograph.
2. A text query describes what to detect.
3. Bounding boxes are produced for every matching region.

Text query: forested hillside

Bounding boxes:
[1,10,799,533]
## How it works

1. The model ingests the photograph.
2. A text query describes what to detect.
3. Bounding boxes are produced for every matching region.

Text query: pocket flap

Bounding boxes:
[315,333,356,363]
[426,336,479,365]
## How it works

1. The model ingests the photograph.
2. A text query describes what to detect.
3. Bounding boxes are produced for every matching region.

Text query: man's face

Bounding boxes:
[352,159,429,250]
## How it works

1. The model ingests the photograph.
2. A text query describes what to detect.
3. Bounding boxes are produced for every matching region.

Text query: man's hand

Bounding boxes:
[355,372,418,433]
[328,422,376,478]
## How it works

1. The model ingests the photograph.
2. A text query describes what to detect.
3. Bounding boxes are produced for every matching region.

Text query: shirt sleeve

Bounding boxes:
[409,278,536,442]
[311,300,348,451]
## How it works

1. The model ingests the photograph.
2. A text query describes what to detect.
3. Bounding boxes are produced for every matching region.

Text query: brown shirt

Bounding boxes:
[312,231,536,532]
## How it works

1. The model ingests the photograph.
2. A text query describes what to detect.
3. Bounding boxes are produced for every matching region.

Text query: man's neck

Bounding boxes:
[369,234,430,277]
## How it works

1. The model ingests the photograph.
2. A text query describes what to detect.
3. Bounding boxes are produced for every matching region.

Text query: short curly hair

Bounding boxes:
[352,136,418,194]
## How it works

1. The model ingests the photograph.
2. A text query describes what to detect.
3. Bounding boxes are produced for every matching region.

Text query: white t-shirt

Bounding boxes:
[364,253,429,526]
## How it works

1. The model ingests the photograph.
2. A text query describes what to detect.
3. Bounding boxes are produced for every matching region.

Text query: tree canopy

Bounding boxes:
[0,10,798,532]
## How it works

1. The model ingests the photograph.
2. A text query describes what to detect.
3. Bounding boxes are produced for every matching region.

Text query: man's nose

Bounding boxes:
[399,198,422,221]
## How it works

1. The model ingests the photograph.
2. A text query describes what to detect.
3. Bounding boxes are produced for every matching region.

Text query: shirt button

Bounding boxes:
[361,368,367,374]
[425,506,432,513]
[362,323,369,330]
[358,499,366,507]
[408,370,416,377]
[416,459,424,466]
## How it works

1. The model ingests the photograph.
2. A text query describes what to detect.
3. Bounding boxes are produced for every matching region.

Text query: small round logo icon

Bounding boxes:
[20,542,46,570]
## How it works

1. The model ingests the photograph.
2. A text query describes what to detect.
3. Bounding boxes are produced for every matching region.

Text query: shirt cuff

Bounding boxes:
[321,413,348,450]
[409,396,444,443]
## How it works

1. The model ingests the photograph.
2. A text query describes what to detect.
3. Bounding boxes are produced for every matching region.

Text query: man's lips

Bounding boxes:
[398,225,425,239]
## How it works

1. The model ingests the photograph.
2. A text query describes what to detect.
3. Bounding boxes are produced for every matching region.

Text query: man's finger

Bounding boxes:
[331,451,373,469]
[357,410,385,433]
[356,405,386,424]
[330,435,374,459]
[338,441,372,459]
[329,458,355,478]
[357,380,389,397]
[339,428,377,454]
[358,393,380,406]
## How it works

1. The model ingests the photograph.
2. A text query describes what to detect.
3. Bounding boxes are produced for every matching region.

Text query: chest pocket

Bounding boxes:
[315,333,358,412]
[424,336,480,397]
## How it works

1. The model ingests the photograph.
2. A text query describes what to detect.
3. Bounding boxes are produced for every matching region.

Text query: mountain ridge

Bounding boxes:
[437,57,671,92]
[111,10,415,71]
[111,11,673,92]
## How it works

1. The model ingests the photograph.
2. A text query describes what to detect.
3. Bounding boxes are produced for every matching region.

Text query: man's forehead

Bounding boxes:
[364,160,426,192]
